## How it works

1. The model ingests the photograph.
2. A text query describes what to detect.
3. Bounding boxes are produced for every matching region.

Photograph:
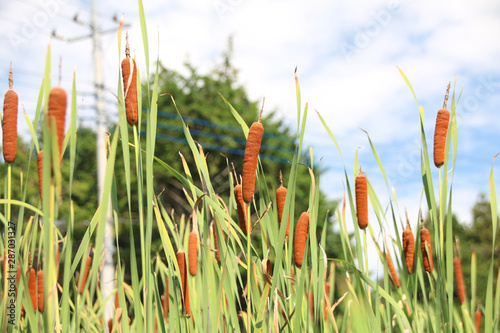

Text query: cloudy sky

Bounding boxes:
[1,0,500,270]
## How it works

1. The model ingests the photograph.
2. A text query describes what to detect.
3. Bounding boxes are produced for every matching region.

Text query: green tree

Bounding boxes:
[428,194,500,306]
[0,130,97,231]
[145,40,340,259]
[2,41,343,284]
[459,193,499,303]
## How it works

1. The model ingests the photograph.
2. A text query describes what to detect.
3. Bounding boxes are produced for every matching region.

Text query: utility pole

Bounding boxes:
[52,0,129,325]
[90,0,115,324]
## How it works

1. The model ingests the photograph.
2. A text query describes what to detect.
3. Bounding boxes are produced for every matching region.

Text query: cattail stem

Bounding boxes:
[8,63,13,90]
[258,97,265,123]
[443,82,451,110]
[246,209,252,330]
[125,31,130,58]
[6,165,11,221]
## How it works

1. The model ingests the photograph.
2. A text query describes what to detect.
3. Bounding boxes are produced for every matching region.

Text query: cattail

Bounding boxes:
[294,212,310,268]
[475,307,482,332]
[308,290,314,320]
[2,65,18,163]
[176,250,190,316]
[37,150,44,199]
[48,87,67,162]
[324,282,331,320]
[161,295,168,323]
[16,264,21,294]
[78,255,92,294]
[37,270,44,313]
[27,267,37,311]
[188,231,198,276]
[213,220,225,264]
[276,171,290,240]
[454,256,466,304]
[433,83,451,168]
[433,109,450,168]
[385,250,401,288]
[355,171,368,229]
[214,228,221,264]
[162,275,169,322]
[402,217,415,274]
[234,184,250,233]
[121,32,138,126]
[115,290,119,309]
[242,103,265,203]
[420,226,433,273]
[262,259,272,285]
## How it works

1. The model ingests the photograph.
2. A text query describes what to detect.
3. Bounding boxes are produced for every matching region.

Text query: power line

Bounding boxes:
[157,109,296,143]
[147,131,292,164]
[154,119,295,156]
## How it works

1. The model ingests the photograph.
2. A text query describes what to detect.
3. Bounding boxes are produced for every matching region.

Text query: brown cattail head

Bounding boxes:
[121,32,138,126]
[385,250,401,288]
[433,108,450,168]
[163,275,169,321]
[37,270,44,313]
[213,220,225,264]
[115,290,119,309]
[37,150,44,199]
[475,307,482,333]
[433,83,451,168]
[403,218,415,274]
[16,264,21,294]
[3,66,18,163]
[308,290,314,320]
[276,171,290,240]
[355,172,369,229]
[176,250,191,316]
[294,212,310,268]
[213,227,221,264]
[420,226,433,273]
[48,87,67,163]
[27,267,37,311]
[454,256,466,304]
[78,255,92,294]
[324,282,331,320]
[242,104,265,203]
[234,184,250,233]
[188,231,198,276]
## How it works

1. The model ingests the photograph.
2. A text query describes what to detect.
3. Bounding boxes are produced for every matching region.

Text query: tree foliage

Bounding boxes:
[2,42,342,283]
[453,193,500,303]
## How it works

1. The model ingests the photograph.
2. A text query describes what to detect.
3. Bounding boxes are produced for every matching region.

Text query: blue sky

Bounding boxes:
[1,0,500,270]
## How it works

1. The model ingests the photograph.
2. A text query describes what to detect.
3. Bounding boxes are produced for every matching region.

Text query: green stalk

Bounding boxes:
[7,165,11,222]
[246,203,252,331]
[132,124,147,331]
[363,230,370,307]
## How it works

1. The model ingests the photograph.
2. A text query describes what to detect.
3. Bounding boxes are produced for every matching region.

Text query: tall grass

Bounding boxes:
[0,3,499,332]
